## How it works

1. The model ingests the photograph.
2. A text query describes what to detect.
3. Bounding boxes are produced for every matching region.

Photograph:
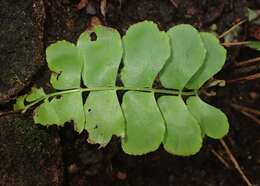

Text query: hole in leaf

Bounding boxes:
[82,91,89,104]
[80,77,86,88]
[56,95,62,99]
[88,108,92,112]
[94,125,98,129]
[154,93,161,100]
[153,75,163,88]
[90,32,97,41]
[54,71,62,80]
[116,91,124,104]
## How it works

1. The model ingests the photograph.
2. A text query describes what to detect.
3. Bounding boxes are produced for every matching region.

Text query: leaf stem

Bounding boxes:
[114,86,195,95]
[22,86,196,113]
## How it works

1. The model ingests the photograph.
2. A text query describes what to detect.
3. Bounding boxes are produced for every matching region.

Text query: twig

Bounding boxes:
[100,0,107,17]
[169,0,178,8]
[0,110,19,118]
[220,139,253,186]
[222,41,250,47]
[219,19,246,39]
[211,149,231,169]
[231,103,260,116]
[226,73,260,83]
[240,111,260,125]
[234,57,260,67]
[231,103,260,125]
[76,0,89,10]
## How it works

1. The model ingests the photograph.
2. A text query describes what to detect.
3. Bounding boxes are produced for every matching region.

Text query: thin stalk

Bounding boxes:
[233,57,260,67]
[0,110,20,118]
[240,111,260,125]
[231,103,260,116]
[22,86,196,113]
[226,73,260,83]
[211,149,231,169]
[222,41,250,47]
[22,88,82,113]
[220,139,253,186]
[219,19,246,39]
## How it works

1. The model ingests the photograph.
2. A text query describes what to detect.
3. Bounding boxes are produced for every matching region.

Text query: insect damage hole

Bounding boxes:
[90,32,97,41]
[53,71,62,80]
[56,95,62,99]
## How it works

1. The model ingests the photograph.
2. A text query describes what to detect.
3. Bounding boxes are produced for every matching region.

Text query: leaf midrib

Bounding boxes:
[22,86,196,113]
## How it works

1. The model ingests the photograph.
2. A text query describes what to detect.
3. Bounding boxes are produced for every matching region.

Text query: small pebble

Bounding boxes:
[116,171,127,180]
[54,137,60,144]
[249,91,258,100]
[68,163,79,174]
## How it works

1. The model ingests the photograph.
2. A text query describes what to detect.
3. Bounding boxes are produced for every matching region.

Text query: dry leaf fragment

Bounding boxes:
[88,16,102,30]
[76,0,89,10]
[100,0,107,17]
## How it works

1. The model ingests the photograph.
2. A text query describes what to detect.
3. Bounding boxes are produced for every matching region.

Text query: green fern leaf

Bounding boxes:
[121,21,170,87]
[122,91,165,155]
[186,33,227,89]
[26,87,46,102]
[158,96,202,156]
[77,26,123,87]
[47,41,83,89]
[14,21,231,157]
[34,92,85,132]
[14,95,27,111]
[160,24,206,90]
[186,96,229,139]
[77,26,125,144]
[84,90,125,146]
[120,21,170,154]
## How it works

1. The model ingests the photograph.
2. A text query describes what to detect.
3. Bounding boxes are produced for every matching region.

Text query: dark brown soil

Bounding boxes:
[0,0,45,103]
[0,0,260,186]
[0,114,63,186]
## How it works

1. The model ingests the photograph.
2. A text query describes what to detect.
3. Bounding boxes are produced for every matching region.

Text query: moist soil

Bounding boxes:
[0,0,260,186]
[0,0,45,103]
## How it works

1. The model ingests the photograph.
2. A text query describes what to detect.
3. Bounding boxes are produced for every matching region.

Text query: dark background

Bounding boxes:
[0,0,259,185]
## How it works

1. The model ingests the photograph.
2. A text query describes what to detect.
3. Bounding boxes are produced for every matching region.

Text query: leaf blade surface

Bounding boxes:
[121,91,165,155]
[158,96,202,156]
[84,90,125,146]
[77,26,123,87]
[186,96,229,139]
[160,24,206,90]
[34,92,85,133]
[26,87,46,102]
[186,32,227,89]
[121,21,170,87]
[46,41,83,89]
